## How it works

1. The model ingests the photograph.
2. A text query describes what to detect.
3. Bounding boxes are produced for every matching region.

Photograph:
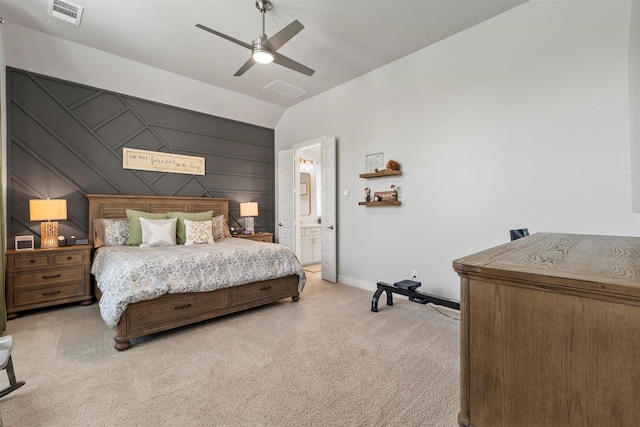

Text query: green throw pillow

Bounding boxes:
[125,209,169,246]
[167,211,213,244]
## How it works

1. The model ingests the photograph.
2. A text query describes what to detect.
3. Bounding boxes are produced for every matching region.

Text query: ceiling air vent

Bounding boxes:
[263,80,308,100]
[48,0,84,26]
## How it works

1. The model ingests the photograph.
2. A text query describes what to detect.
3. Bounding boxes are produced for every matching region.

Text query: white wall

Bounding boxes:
[0,23,285,129]
[276,0,639,300]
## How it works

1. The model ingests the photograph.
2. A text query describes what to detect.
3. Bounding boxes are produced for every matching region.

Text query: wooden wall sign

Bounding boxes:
[123,148,205,175]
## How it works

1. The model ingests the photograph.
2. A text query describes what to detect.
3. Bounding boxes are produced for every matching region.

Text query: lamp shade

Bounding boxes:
[240,202,258,217]
[30,199,67,221]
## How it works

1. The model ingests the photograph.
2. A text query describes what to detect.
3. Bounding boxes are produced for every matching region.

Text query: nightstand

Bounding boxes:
[232,232,273,243]
[5,245,93,319]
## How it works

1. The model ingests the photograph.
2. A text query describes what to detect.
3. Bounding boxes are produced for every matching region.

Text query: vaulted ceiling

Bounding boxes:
[0,0,527,107]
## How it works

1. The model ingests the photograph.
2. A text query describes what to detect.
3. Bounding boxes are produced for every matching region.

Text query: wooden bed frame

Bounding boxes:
[87,194,300,351]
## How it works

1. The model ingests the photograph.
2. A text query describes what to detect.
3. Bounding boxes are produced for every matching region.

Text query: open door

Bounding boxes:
[320,137,337,282]
[276,149,294,251]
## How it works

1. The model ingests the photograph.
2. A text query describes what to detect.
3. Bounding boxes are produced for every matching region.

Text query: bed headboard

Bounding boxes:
[86,194,230,246]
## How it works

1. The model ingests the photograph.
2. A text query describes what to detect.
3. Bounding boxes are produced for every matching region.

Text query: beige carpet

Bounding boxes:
[0,272,460,426]
[303,264,321,273]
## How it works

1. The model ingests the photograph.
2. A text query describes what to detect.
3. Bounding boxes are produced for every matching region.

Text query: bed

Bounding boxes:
[87,194,305,351]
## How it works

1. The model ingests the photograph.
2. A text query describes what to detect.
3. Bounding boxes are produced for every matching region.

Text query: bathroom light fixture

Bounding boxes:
[30,198,67,248]
[300,158,314,173]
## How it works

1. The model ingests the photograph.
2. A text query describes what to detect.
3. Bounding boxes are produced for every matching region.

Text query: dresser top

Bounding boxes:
[453,233,640,297]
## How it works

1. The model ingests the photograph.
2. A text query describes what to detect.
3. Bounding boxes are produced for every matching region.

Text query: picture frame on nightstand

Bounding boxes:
[15,235,34,251]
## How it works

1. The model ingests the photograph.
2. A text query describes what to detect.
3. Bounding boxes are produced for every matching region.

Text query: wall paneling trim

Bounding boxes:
[6,68,275,247]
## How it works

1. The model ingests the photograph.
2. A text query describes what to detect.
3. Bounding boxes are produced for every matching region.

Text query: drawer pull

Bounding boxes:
[42,274,62,279]
[42,290,61,296]
[66,256,72,260]
[260,286,272,291]
[174,303,192,310]
[30,259,36,264]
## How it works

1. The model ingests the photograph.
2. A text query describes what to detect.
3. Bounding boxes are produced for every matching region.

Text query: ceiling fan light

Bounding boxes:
[253,49,273,64]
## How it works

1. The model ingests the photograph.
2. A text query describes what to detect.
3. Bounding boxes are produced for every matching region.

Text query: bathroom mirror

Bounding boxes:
[300,173,311,216]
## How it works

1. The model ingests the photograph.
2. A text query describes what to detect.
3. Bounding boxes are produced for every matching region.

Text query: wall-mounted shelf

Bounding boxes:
[359,170,402,179]
[358,201,401,206]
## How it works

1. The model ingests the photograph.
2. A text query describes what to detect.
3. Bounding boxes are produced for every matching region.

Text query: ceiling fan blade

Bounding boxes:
[272,52,315,76]
[263,19,304,51]
[195,24,252,50]
[234,58,257,77]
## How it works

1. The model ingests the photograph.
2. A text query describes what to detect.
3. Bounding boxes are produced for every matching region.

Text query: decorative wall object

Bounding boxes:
[366,152,384,173]
[123,148,205,175]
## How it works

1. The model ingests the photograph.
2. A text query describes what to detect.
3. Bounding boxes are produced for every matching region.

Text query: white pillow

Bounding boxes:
[184,219,215,245]
[139,217,177,247]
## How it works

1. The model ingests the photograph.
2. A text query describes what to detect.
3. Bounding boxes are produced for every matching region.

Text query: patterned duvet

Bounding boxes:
[91,238,306,328]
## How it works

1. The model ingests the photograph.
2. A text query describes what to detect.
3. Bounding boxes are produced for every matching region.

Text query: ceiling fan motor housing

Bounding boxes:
[255,0,272,13]
[252,34,274,63]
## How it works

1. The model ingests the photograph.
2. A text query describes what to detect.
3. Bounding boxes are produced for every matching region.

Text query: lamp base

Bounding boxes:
[40,221,59,249]
[244,217,254,234]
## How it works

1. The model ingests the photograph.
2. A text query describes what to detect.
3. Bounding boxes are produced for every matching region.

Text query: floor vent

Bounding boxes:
[48,0,84,26]
[263,80,308,100]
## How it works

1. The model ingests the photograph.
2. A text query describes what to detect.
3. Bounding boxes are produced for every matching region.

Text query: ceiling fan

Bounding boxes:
[196,0,315,77]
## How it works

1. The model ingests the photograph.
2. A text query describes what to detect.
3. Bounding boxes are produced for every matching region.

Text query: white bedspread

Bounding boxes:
[91,238,306,328]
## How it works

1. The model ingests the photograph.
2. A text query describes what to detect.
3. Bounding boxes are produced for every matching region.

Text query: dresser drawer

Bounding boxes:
[14,282,85,307]
[230,278,297,306]
[14,266,85,288]
[127,289,228,332]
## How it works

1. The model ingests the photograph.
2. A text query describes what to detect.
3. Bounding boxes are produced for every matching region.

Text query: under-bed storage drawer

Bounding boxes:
[127,289,228,331]
[230,277,298,306]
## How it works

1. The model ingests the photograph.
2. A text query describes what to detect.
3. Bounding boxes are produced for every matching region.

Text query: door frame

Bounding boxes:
[280,136,336,282]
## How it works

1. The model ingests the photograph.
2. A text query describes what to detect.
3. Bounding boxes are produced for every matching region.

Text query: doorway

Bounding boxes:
[298,144,321,270]
[277,137,336,282]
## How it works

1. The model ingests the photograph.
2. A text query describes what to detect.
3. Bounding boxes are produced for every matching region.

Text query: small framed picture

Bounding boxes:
[15,235,35,251]
[366,152,384,173]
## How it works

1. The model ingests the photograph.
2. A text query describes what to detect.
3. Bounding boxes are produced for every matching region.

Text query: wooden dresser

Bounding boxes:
[6,245,93,318]
[453,233,640,427]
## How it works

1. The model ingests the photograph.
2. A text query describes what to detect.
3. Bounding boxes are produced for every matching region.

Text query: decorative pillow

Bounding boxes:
[126,209,169,246]
[212,215,227,241]
[184,219,215,245]
[93,218,129,248]
[139,217,177,247]
[167,211,213,245]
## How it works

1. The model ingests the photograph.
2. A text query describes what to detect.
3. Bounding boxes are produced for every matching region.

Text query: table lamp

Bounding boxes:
[240,202,258,234]
[30,198,67,248]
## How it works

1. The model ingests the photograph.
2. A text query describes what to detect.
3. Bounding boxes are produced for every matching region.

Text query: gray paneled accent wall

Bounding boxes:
[6,67,275,248]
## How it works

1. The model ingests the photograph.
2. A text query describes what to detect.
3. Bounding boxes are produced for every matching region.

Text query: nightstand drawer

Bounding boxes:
[14,283,86,307]
[53,251,86,265]
[14,266,85,288]
[13,254,50,270]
